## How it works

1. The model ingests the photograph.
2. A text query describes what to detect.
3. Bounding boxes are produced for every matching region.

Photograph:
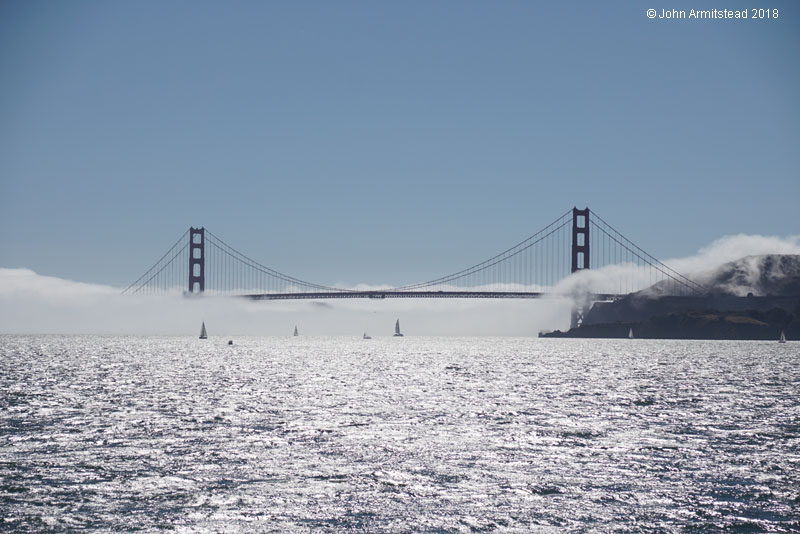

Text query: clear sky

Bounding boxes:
[1,1,798,288]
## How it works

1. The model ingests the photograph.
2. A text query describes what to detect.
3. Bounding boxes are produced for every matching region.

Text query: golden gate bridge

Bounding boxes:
[122,207,705,327]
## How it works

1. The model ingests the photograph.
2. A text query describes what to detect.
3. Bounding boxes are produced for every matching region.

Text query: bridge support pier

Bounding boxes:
[570,207,590,328]
[189,227,205,293]
[570,305,584,330]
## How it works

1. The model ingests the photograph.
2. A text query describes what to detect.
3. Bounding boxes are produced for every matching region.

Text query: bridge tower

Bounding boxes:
[570,207,590,328]
[189,227,205,293]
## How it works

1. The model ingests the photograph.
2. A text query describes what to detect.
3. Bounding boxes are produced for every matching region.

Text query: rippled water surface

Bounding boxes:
[1,335,799,532]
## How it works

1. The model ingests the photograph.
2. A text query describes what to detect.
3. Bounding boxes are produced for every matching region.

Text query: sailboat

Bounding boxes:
[628,328,634,339]
[199,322,207,339]
[779,331,786,343]
[363,333,372,339]
[293,326,298,337]
[393,319,404,337]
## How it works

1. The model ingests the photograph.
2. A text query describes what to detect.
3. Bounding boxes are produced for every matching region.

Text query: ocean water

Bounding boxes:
[1,335,799,533]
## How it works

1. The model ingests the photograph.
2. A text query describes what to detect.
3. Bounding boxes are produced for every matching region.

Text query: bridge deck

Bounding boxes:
[242,291,623,300]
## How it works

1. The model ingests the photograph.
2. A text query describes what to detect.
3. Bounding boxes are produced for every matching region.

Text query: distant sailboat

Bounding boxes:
[199,322,207,339]
[393,319,404,337]
[294,326,299,337]
[363,333,372,339]
[779,331,786,343]
[628,328,634,339]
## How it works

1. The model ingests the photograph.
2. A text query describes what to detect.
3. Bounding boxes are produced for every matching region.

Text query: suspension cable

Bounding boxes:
[204,229,353,292]
[590,210,706,293]
[128,241,189,294]
[594,224,705,294]
[122,230,189,294]
[391,209,573,291]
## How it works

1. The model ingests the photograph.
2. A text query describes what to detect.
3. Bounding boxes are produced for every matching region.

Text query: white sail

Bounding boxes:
[200,322,207,339]
[628,328,634,339]
[780,331,786,343]
[393,319,404,337]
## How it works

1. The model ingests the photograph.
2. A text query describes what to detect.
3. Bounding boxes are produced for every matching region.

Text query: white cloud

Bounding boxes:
[0,268,117,299]
[664,234,800,276]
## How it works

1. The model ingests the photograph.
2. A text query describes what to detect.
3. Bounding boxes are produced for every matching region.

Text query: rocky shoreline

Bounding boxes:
[541,306,799,340]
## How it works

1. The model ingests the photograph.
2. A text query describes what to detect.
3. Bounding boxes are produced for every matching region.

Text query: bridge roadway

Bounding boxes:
[242,290,623,301]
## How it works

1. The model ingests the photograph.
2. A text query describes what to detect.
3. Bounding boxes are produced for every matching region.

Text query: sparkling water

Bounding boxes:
[1,335,798,532]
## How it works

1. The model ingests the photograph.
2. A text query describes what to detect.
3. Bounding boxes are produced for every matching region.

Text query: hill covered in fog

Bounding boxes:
[694,254,800,297]
[545,254,800,339]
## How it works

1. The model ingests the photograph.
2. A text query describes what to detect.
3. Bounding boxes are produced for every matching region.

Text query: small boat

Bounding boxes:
[393,319,404,337]
[779,331,786,343]
[293,326,299,337]
[199,322,207,339]
[228,340,233,345]
[628,328,634,339]
[363,333,372,339]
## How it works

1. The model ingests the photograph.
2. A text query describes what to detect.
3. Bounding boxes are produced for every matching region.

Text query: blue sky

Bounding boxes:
[1,1,798,288]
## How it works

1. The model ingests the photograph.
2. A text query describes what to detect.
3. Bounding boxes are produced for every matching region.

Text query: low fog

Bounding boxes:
[2,233,798,336]
[0,271,571,336]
